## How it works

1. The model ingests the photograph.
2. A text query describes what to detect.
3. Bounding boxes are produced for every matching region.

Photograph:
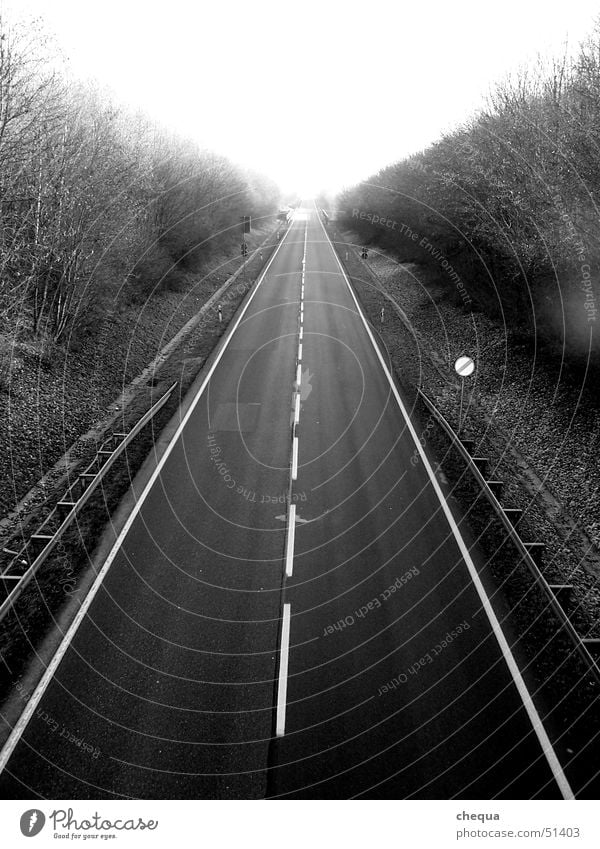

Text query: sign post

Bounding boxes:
[241,242,248,285]
[454,355,475,433]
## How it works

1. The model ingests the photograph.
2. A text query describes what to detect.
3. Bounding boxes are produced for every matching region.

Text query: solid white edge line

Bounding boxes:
[292,436,298,481]
[275,603,292,737]
[0,221,297,775]
[285,504,296,578]
[314,204,575,801]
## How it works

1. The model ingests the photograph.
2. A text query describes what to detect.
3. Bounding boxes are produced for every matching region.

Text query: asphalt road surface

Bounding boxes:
[0,206,574,799]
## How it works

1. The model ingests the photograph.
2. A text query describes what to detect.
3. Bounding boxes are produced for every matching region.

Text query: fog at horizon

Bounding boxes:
[8,0,600,196]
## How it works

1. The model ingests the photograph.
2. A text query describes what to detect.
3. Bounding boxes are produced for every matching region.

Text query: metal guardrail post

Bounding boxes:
[416,387,600,684]
[0,382,177,624]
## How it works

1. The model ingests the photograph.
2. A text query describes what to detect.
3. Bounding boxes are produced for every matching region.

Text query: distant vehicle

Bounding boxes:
[277,207,293,223]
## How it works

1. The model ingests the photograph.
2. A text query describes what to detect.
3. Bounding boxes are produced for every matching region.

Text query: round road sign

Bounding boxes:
[455,355,475,377]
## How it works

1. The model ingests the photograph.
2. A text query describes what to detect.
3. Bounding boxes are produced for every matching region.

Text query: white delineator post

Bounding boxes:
[454,355,475,433]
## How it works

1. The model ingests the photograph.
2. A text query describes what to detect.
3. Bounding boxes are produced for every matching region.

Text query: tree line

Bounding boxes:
[337,23,600,363]
[0,14,279,364]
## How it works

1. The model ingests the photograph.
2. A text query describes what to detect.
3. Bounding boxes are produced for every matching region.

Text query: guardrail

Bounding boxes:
[417,387,600,685]
[0,381,177,623]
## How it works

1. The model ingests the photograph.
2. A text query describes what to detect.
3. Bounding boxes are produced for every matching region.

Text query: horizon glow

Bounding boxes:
[6,0,600,197]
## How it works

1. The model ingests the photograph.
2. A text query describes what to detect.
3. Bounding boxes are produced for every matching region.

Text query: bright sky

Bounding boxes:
[5,0,600,196]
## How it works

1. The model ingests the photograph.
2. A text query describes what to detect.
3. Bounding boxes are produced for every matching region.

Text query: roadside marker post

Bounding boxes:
[455,355,475,432]
[241,242,248,284]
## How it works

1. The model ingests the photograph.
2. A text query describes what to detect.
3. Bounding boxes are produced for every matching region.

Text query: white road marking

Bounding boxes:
[292,436,299,481]
[294,392,301,425]
[298,343,302,362]
[285,504,296,577]
[314,204,574,800]
[296,364,302,386]
[274,512,311,525]
[303,221,307,263]
[0,221,296,776]
[299,327,303,341]
[275,603,292,737]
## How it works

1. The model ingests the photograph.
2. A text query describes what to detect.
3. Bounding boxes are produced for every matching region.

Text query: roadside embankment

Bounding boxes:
[0,221,281,692]
[330,226,600,637]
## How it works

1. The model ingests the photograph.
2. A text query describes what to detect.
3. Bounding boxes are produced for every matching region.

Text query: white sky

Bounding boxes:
[5,0,600,196]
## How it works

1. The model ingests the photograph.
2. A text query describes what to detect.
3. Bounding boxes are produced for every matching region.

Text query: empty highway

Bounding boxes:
[0,205,575,799]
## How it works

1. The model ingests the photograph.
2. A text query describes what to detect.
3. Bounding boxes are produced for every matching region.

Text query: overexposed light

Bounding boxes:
[5,0,600,195]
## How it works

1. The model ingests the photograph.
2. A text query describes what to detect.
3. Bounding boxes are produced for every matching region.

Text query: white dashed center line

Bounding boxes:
[292,435,299,481]
[275,603,292,737]
[285,504,296,578]
[277,219,308,739]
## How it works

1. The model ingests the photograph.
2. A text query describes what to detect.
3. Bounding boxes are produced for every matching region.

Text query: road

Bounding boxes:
[0,205,573,799]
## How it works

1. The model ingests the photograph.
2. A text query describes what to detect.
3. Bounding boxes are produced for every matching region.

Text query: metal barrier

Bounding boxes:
[0,381,177,623]
[417,387,600,685]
